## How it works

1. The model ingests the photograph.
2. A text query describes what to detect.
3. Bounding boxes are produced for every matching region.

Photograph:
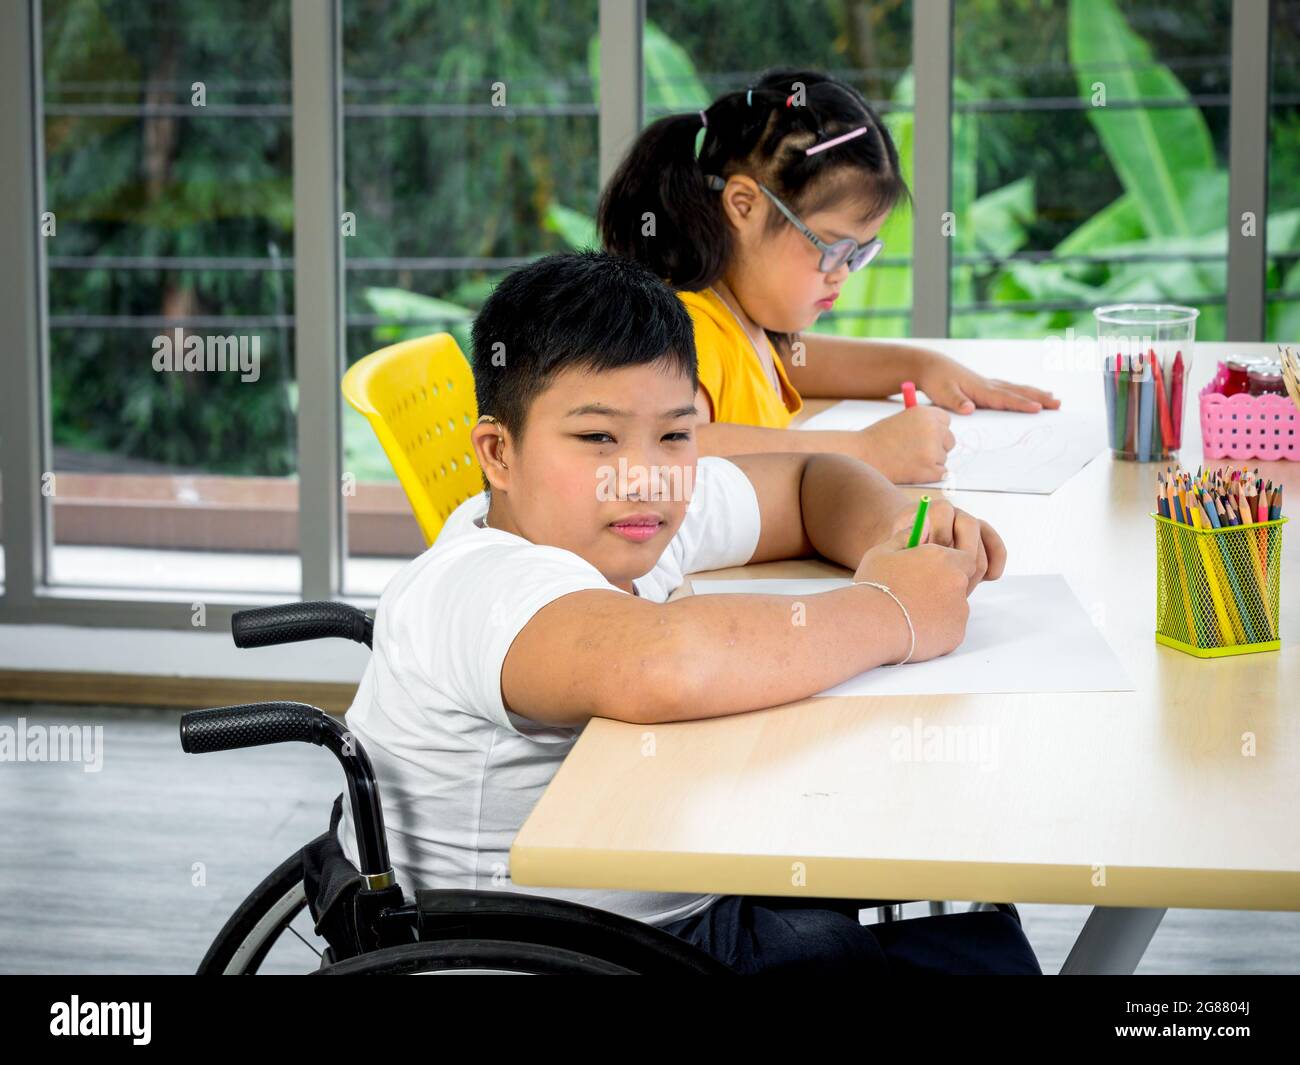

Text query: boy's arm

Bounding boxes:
[724,451,911,567]
[500,581,913,729]
[500,453,922,729]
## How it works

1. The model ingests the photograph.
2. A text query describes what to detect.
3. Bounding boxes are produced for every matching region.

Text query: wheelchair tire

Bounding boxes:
[198,845,313,974]
[316,939,637,975]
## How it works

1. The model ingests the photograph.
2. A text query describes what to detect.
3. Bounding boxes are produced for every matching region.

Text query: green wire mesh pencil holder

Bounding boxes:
[1153,514,1287,658]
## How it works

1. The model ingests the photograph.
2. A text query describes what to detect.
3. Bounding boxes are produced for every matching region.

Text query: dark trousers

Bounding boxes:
[661,895,1042,975]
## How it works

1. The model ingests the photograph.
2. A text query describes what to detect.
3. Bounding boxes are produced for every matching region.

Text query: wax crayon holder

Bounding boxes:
[1097,303,1197,463]
[1103,352,1188,462]
[1153,513,1287,658]
[1199,363,1300,462]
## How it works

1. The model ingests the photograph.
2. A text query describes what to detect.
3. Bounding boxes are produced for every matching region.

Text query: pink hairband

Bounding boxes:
[805,125,867,156]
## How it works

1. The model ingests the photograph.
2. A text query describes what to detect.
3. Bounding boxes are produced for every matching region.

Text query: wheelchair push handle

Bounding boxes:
[232,601,372,650]
[179,701,394,881]
[179,701,329,754]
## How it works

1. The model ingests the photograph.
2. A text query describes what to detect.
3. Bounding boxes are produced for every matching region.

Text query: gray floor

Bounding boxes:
[1,701,1297,975]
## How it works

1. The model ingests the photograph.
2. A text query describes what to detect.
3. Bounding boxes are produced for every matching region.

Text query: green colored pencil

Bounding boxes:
[907,495,931,548]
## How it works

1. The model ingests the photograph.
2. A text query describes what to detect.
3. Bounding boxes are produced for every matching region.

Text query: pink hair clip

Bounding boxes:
[805,125,867,156]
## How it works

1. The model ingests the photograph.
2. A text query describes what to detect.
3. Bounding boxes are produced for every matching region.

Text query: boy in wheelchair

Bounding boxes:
[335,250,1040,975]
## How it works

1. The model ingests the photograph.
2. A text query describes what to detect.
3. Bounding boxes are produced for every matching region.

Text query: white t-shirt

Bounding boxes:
[336,455,762,927]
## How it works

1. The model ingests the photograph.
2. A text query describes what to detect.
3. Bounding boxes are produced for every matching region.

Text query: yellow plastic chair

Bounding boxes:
[341,333,482,546]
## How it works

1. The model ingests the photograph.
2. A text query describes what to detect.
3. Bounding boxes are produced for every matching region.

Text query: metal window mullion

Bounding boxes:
[598,0,644,195]
[1226,0,1271,342]
[0,0,51,611]
[912,0,953,339]
[291,0,344,600]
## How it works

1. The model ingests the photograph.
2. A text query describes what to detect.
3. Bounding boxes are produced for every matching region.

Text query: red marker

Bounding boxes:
[902,381,917,408]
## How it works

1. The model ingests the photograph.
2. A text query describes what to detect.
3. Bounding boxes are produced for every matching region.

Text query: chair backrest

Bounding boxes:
[341,333,482,546]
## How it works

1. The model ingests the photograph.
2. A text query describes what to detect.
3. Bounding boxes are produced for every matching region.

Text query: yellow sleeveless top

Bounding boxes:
[678,288,804,428]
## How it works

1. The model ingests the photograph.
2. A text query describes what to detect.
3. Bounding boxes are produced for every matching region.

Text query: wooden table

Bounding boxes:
[511,339,1300,974]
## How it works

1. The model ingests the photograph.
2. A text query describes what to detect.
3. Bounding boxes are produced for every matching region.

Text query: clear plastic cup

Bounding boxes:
[1095,303,1198,462]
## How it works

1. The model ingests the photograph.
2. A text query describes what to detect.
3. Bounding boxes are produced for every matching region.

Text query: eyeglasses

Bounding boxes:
[756,183,884,273]
[707,174,884,273]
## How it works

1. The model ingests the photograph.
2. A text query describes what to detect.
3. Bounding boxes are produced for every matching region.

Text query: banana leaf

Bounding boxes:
[1069,0,1217,240]
[1055,191,1147,254]
[589,20,710,111]
[544,202,599,251]
[362,286,474,353]
[969,176,1035,259]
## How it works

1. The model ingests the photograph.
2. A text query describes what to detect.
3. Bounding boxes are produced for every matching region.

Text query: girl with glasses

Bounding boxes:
[598,68,1060,485]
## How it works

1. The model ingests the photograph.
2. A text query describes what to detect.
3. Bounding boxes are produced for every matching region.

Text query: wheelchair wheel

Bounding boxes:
[316,940,637,975]
[199,846,326,974]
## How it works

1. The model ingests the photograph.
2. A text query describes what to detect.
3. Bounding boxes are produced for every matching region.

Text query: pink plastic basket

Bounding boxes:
[1199,363,1300,461]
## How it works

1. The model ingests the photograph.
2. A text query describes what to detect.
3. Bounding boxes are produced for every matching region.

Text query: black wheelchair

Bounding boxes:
[181,601,734,975]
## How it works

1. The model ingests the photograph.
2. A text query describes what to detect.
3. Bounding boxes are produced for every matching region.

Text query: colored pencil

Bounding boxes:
[1158,465,1290,646]
[1235,481,1274,638]
[1170,351,1185,448]
[1197,489,1249,643]
[906,495,930,549]
[1281,346,1300,413]
[1158,474,1202,642]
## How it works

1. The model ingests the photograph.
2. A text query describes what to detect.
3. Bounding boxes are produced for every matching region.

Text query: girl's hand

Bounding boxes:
[913,350,1061,415]
[855,407,955,484]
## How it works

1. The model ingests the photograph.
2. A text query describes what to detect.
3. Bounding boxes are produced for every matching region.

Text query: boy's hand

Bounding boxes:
[855,406,955,483]
[852,527,977,662]
[884,497,1007,594]
[913,350,1061,415]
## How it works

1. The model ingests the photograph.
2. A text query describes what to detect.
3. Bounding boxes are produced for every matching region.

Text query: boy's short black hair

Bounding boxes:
[471,251,698,454]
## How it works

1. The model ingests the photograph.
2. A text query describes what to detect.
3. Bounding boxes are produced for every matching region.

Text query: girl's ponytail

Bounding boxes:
[600,70,909,300]
[597,110,731,290]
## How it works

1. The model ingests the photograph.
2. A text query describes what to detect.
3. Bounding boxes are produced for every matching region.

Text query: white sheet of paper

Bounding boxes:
[689,574,1132,696]
[795,399,1102,494]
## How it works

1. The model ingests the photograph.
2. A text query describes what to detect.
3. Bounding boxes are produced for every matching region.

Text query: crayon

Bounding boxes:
[1103,356,1116,447]
[1137,356,1154,462]
[1149,348,1174,452]
[1115,356,1129,451]
[1170,351,1185,448]
[1127,356,1139,453]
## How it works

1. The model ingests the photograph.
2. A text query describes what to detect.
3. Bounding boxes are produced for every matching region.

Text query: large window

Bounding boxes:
[644,0,915,338]
[1,0,1288,627]
[951,0,1233,341]
[340,0,600,595]
[40,0,299,594]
